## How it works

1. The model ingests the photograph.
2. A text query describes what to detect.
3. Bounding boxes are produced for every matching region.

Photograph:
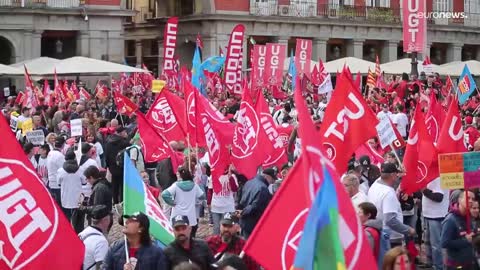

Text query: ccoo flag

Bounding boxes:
[457,65,477,105]
[293,166,346,270]
[123,154,175,247]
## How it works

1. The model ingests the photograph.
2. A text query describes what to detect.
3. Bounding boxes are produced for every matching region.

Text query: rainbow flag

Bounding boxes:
[292,165,346,270]
[123,154,175,247]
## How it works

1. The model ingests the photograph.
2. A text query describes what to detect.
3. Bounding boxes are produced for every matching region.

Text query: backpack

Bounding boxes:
[79,232,103,270]
[365,226,391,267]
[115,145,143,169]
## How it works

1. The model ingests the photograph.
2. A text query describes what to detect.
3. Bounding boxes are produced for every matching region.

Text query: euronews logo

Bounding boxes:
[418,11,467,19]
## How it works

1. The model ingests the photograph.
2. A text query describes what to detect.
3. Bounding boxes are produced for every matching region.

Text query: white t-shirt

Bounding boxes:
[47,150,65,189]
[392,112,409,137]
[79,226,108,270]
[211,175,237,214]
[351,191,369,209]
[79,158,98,198]
[377,111,393,121]
[422,178,450,219]
[57,167,84,209]
[37,156,49,186]
[368,180,403,240]
[94,142,103,167]
[165,182,204,226]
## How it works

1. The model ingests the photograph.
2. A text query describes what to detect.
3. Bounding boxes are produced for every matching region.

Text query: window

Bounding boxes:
[434,0,451,11]
[366,0,390,7]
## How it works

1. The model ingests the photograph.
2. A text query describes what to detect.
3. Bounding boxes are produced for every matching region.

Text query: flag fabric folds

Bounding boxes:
[457,65,477,105]
[123,153,175,246]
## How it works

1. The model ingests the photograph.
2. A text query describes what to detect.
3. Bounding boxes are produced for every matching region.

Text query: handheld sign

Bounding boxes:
[70,119,83,137]
[152,80,166,93]
[26,130,45,145]
[21,118,33,136]
[439,152,480,189]
[10,116,18,132]
[376,117,396,149]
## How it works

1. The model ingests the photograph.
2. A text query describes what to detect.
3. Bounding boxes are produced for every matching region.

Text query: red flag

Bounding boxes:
[355,142,385,166]
[319,71,379,173]
[255,91,288,168]
[295,78,377,269]
[43,80,53,107]
[224,24,245,96]
[137,112,178,168]
[162,17,179,76]
[79,87,91,100]
[389,119,407,150]
[311,64,321,86]
[113,91,138,116]
[294,39,312,78]
[23,66,35,108]
[425,92,446,142]
[14,91,25,105]
[195,33,203,49]
[265,43,286,88]
[401,106,439,194]
[231,86,275,179]
[146,91,186,143]
[0,115,85,269]
[375,54,381,78]
[438,96,466,154]
[251,45,266,89]
[195,90,231,193]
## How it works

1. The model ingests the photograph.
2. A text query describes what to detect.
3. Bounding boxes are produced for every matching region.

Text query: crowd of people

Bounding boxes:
[2,68,480,270]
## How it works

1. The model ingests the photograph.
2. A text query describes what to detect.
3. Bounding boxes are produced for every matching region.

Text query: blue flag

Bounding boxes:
[191,45,202,91]
[288,50,297,91]
[457,64,477,105]
[200,56,225,73]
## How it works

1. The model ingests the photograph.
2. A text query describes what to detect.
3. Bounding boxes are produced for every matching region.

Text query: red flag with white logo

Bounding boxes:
[401,106,439,194]
[425,92,446,142]
[294,39,312,78]
[113,90,139,117]
[224,24,245,96]
[294,77,377,270]
[251,45,266,89]
[265,43,287,88]
[137,112,178,169]
[231,86,275,179]
[0,115,85,270]
[254,91,288,169]
[319,71,379,173]
[146,91,186,143]
[438,96,466,154]
[194,90,231,194]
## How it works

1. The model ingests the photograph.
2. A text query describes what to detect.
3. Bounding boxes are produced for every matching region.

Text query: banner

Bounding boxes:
[402,0,426,53]
[251,45,266,89]
[162,17,179,75]
[295,39,312,78]
[265,43,286,88]
[224,24,245,95]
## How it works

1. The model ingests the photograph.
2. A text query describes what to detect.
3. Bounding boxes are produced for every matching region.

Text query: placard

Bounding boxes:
[10,116,18,132]
[376,117,396,149]
[152,80,166,93]
[26,130,45,145]
[3,87,10,97]
[21,118,33,136]
[70,119,83,137]
[439,152,480,189]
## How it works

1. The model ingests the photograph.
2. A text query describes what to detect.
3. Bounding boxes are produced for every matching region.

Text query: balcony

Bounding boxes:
[249,3,480,27]
[0,0,82,8]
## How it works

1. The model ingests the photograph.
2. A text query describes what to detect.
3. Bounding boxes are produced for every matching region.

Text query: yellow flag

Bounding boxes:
[152,80,166,93]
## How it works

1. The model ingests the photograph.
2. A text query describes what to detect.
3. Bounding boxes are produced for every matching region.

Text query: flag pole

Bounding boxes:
[124,235,130,263]
[389,143,404,170]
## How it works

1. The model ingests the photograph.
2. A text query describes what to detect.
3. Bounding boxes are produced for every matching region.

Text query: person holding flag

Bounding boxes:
[102,212,169,270]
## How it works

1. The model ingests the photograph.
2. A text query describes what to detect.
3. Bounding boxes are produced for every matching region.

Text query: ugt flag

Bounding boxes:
[0,115,85,269]
[457,65,477,105]
[123,154,175,247]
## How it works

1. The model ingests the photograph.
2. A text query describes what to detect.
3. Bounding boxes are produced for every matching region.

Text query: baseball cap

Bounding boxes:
[171,215,189,228]
[263,168,277,180]
[381,162,400,174]
[220,212,239,226]
[123,212,150,230]
[88,205,110,220]
[359,155,371,167]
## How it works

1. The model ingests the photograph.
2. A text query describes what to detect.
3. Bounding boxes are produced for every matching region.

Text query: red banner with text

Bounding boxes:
[265,43,286,88]
[162,17,179,75]
[251,45,266,89]
[402,0,426,53]
[224,24,245,96]
[294,39,312,78]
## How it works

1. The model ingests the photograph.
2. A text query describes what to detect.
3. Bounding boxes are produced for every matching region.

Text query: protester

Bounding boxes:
[79,205,112,270]
[23,142,38,169]
[103,212,168,270]
[84,165,113,213]
[141,170,161,204]
[207,212,258,270]
[104,126,130,204]
[210,168,238,235]
[359,155,381,187]
[216,255,249,270]
[57,148,84,222]
[342,174,368,209]
[164,215,215,269]
[368,163,415,247]
[441,190,476,270]
[382,246,412,270]
[36,143,50,186]
[236,168,275,239]
[47,136,66,206]
[162,166,205,238]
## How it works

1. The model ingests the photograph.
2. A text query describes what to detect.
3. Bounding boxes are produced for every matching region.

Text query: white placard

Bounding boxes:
[376,117,396,149]
[26,130,45,145]
[10,116,18,132]
[70,119,83,137]
[3,87,10,97]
